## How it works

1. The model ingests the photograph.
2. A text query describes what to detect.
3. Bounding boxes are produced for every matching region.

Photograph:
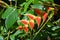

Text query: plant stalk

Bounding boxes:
[15,0,17,8]
[7,30,10,40]
[0,1,9,8]
[10,1,12,6]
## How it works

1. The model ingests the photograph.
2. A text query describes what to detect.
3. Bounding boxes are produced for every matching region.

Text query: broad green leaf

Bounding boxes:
[2,7,14,19]
[5,9,18,29]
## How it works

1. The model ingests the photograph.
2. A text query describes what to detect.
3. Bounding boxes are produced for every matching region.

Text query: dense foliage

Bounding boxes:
[0,0,60,40]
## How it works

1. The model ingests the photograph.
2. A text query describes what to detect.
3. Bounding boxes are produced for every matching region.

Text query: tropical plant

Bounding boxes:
[0,0,60,40]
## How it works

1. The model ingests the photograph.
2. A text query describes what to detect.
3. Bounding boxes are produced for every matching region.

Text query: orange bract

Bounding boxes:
[43,13,48,21]
[29,20,34,29]
[35,16,41,28]
[23,25,28,33]
[17,26,23,30]
[47,7,54,11]
[25,14,35,20]
[34,9,41,15]
[20,20,28,25]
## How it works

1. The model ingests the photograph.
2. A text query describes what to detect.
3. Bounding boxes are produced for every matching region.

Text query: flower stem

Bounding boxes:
[10,1,12,6]
[0,1,9,8]
[15,0,17,8]
[7,30,10,40]
[30,29,33,40]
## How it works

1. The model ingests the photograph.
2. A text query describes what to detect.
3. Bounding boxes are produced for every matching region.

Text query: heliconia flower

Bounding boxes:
[35,16,41,28]
[25,14,35,20]
[34,9,41,15]
[23,25,28,33]
[29,20,34,29]
[47,7,51,11]
[20,20,28,25]
[17,26,23,30]
[47,7,54,11]
[43,12,48,21]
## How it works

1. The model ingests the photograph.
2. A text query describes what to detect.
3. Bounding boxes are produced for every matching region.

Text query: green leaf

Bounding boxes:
[17,20,24,26]
[49,0,54,3]
[47,22,54,27]
[20,2,26,7]
[52,26,60,31]
[53,19,60,26]
[24,0,32,12]
[0,8,5,18]
[41,0,54,3]
[10,30,23,40]
[10,35,15,40]
[31,4,44,10]
[0,35,4,40]
[26,9,34,14]
[13,30,23,36]
[2,7,14,19]
[18,33,26,37]
[32,0,39,4]
[5,9,18,29]
[10,30,26,40]
[51,33,58,36]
